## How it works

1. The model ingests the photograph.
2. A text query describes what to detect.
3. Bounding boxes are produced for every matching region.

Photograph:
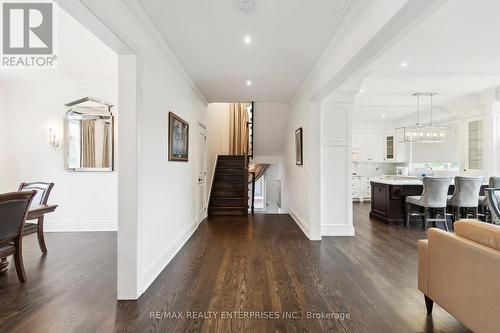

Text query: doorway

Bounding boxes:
[198,124,207,220]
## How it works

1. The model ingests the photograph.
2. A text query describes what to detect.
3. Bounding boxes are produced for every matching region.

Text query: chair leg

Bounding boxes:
[443,208,449,232]
[36,216,48,254]
[425,295,434,315]
[423,208,429,230]
[406,203,411,227]
[454,206,460,222]
[14,239,27,283]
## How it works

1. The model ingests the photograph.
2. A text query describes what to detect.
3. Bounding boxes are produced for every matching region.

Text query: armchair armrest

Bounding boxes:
[418,239,428,295]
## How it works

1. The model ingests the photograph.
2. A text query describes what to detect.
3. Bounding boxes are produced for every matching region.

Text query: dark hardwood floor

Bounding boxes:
[0,203,469,332]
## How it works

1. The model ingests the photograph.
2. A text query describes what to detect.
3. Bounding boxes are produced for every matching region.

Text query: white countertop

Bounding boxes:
[370,175,489,186]
[370,176,422,185]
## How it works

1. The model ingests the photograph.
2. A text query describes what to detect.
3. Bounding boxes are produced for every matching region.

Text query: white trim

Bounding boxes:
[139,216,201,297]
[289,207,310,239]
[45,221,118,232]
[322,224,355,236]
[206,155,218,209]
[123,0,208,105]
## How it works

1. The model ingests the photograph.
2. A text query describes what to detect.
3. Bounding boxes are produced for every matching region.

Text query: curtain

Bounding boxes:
[229,103,249,155]
[248,164,269,183]
[81,120,96,168]
[102,122,110,168]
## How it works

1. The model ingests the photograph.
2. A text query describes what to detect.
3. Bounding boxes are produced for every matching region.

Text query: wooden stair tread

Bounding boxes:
[209,154,249,216]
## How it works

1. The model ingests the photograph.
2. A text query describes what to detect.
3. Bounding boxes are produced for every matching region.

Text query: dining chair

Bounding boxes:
[484,188,500,225]
[448,176,483,221]
[18,182,54,254]
[479,177,500,220]
[406,177,452,230]
[0,191,36,283]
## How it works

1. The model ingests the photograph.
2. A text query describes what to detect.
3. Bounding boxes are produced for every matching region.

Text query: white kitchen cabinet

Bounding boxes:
[352,175,372,201]
[384,135,395,161]
[352,134,384,162]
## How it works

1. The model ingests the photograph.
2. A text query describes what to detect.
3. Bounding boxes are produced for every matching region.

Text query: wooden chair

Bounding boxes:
[0,191,36,283]
[18,182,54,254]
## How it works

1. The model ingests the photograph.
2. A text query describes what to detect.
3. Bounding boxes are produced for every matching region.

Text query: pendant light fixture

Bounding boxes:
[396,93,452,143]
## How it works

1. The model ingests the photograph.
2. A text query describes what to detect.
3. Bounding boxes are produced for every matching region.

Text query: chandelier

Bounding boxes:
[396,93,452,143]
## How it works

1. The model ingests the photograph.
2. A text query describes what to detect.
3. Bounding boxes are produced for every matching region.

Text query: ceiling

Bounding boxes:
[142,0,350,102]
[353,0,500,121]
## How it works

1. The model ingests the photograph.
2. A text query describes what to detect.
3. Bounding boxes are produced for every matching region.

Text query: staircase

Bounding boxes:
[208,155,248,216]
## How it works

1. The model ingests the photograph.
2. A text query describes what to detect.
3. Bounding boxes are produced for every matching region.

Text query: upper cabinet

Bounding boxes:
[352,134,384,162]
[384,135,395,161]
[353,132,407,163]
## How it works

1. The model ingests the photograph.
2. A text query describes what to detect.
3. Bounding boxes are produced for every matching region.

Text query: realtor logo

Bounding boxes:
[2,1,56,67]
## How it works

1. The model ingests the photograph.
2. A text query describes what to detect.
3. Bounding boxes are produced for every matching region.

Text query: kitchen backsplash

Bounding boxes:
[352,162,403,177]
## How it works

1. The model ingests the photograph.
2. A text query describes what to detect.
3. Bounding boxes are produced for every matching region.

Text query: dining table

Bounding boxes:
[0,204,58,274]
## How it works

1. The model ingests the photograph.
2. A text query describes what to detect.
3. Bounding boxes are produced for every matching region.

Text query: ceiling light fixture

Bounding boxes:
[244,36,252,44]
[246,80,252,86]
[396,93,453,143]
[400,61,408,68]
[235,0,255,14]
[359,89,364,93]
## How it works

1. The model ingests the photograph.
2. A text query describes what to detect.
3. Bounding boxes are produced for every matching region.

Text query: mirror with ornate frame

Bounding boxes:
[64,97,114,172]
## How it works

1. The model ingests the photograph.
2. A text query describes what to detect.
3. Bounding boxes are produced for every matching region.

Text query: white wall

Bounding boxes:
[253,103,289,157]
[0,5,118,232]
[0,86,9,188]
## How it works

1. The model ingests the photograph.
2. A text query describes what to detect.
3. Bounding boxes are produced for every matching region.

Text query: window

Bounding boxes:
[412,162,459,171]
[468,119,483,170]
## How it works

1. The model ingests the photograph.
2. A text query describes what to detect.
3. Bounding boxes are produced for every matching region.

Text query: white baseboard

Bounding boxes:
[45,221,118,232]
[139,216,202,297]
[321,224,355,236]
[289,207,310,239]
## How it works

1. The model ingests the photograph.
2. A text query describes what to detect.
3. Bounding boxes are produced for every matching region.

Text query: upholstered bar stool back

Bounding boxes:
[489,177,500,189]
[449,176,483,208]
[420,177,451,208]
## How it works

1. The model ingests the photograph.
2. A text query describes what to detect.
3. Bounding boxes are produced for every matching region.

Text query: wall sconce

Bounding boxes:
[49,128,59,149]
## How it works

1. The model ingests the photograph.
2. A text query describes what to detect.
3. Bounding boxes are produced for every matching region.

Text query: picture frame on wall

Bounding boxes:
[295,127,303,165]
[168,112,189,162]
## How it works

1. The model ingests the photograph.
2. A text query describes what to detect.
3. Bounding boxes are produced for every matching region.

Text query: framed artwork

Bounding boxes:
[168,112,189,162]
[295,127,303,165]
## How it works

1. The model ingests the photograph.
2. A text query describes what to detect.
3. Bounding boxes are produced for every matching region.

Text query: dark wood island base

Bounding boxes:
[370,181,424,223]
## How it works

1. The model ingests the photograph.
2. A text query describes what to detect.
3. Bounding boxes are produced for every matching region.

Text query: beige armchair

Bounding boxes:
[418,220,500,333]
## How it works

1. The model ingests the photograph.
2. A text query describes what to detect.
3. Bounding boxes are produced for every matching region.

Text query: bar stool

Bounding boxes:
[406,177,452,230]
[448,176,483,222]
[479,177,500,215]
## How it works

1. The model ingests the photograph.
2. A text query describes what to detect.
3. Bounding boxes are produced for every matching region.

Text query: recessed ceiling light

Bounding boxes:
[246,80,252,86]
[400,61,408,68]
[381,113,387,118]
[359,89,364,93]
[244,36,252,45]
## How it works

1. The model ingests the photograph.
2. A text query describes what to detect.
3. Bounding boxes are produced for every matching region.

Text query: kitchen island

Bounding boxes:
[369,178,425,223]
[369,177,488,223]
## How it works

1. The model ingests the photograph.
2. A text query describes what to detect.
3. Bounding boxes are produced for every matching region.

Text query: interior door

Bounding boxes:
[198,125,207,218]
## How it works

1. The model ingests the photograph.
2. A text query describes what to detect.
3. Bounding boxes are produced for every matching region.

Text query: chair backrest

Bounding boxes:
[490,177,500,189]
[420,177,452,207]
[485,188,500,225]
[18,182,54,208]
[0,191,36,243]
[450,176,484,207]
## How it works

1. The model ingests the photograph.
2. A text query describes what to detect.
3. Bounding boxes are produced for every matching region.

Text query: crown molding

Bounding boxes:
[122,0,208,105]
[291,0,369,104]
